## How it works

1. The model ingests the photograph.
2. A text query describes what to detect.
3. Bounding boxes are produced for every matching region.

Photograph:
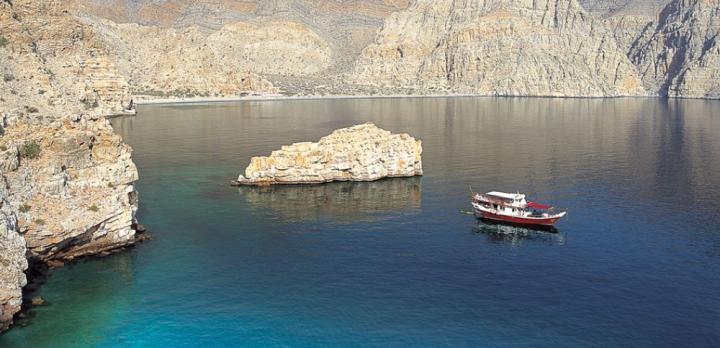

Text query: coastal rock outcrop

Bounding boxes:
[351,0,646,97]
[0,195,26,333]
[0,117,139,262]
[236,123,423,185]
[0,0,141,331]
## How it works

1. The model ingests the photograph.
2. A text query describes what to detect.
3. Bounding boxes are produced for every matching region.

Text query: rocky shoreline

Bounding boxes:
[10,225,149,329]
[0,114,149,332]
[0,0,147,332]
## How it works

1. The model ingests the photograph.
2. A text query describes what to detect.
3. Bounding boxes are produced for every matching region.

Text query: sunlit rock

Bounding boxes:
[236,123,423,185]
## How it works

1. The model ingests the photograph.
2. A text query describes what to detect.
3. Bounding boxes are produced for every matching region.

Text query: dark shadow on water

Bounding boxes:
[236,177,422,224]
[472,219,566,246]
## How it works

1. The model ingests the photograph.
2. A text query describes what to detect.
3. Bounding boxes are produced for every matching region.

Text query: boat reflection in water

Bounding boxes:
[472,219,566,246]
[236,177,422,224]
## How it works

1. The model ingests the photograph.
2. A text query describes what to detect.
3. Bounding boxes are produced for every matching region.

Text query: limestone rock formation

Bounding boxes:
[236,123,423,185]
[603,13,657,54]
[627,0,720,98]
[0,0,141,331]
[0,0,132,115]
[72,0,411,73]
[79,17,324,96]
[22,0,718,99]
[0,117,139,262]
[579,0,670,17]
[0,195,26,333]
[351,0,647,97]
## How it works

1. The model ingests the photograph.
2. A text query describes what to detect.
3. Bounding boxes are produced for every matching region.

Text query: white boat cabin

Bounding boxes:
[484,191,527,209]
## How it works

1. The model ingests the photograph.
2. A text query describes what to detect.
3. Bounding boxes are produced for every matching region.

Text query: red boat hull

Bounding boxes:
[478,211,562,226]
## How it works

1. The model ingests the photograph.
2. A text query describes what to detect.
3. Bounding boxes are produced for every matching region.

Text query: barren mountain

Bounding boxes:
[627,0,720,97]
[65,0,720,98]
[72,0,411,72]
[351,0,646,97]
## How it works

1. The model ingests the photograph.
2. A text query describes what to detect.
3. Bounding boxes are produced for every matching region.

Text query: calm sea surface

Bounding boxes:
[2,97,719,347]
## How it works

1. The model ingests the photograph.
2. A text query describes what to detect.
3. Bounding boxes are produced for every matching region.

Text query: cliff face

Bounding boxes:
[0,117,139,262]
[65,0,720,99]
[351,0,646,97]
[0,0,141,331]
[79,17,325,96]
[0,0,131,115]
[72,0,411,73]
[0,195,26,333]
[236,123,423,185]
[603,13,656,54]
[579,0,670,17]
[626,0,720,97]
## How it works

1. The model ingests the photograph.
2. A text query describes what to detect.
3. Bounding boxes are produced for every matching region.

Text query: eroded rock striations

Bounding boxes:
[9,0,715,99]
[0,118,139,262]
[626,0,720,98]
[0,193,26,333]
[0,0,141,331]
[351,0,647,97]
[72,0,411,74]
[2,0,708,100]
[236,123,423,185]
[0,0,133,116]
[579,0,671,17]
[80,17,322,96]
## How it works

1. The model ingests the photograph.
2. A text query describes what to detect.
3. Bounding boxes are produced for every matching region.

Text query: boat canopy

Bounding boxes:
[486,191,525,201]
[527,201,553,210]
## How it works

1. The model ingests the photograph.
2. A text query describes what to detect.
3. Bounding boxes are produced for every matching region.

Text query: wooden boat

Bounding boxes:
[471,191,566,227]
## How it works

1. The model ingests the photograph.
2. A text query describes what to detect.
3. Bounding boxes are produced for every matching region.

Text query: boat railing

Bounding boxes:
[473,194,518,207]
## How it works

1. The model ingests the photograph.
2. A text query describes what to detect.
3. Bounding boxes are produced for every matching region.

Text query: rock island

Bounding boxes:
[234,123,423,186]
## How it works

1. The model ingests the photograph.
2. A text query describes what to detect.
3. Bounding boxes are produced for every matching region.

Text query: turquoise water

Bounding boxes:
[2,97,720,347]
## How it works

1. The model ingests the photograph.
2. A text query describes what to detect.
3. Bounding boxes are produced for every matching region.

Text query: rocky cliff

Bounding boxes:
[0,0,134,115]
[579,0,670,17]
[72,0,411,73]
[22,0,714,99]
[78,16,324,96]
[236,123,423,185]
[0,0,141,331]
[0,193,26,333]
[351,0,647,97]
[0,117,139,262]
[625,0,720,98]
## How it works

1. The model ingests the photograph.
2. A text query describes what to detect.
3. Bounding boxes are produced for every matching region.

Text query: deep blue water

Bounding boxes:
[1,97,719,347]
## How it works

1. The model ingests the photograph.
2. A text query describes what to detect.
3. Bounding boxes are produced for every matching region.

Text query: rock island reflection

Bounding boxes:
[237,177,422,223]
